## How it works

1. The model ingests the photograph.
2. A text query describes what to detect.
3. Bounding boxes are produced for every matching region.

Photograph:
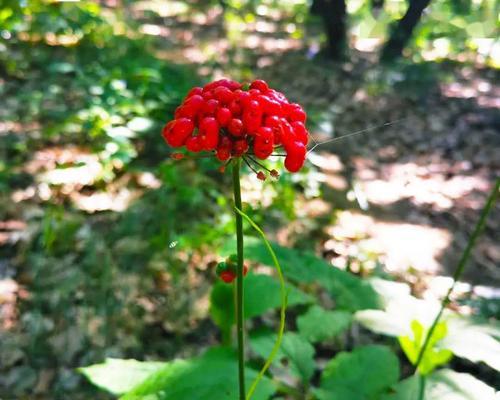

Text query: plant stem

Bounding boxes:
[413,178,499,372]
[232,158,246,400]
[418,374,426,400]
[235,207,287,400]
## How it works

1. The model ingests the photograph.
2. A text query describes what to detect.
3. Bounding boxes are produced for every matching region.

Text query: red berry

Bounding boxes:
[284,155,304,173]
[258,95,282,116]
[216,107,232,127]
[174,106,184,119]
[204,79,241,92]
[243,100,262,133]
[216,147,231,161]
[162,122,176,146]
[182,95,204,118]
[256,171,266,181]
[220,271,236,283]
[202,90,214,100]
[264,115,283,144]
[286,103,306,123]
[236,90,251,107]
[171,153,185,160]
[254,141,273,159]
[280,119,295,150]
[216,137,232,161]
[186,136,202,152]
[228,118,244,137]
[232,139,249,156]
[213,86,235,104]
[264,115,280,128]
[172,118,194,137]
[270,169,279,178]
[247,99,261,112]
[250,79,269,92]
[202,99,219,116]
[164,118,194,147]
[267,89,288,104]
[284,141,306,172]
[291,121,308,145]
[256,127,273,143]
[185,86,203,100]
[229,100,242,116]
[248,89,261,98]
[199,117,219,151]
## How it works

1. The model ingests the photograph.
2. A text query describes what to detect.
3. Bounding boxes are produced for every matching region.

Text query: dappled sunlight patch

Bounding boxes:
[240,174,277,208]
[131,1,190,18]
[441,77,500,108]
[70,188,141,213]
[0,279,19,330]
[327,211,451,274]
[0,220,28,246]
[358,161,491,211]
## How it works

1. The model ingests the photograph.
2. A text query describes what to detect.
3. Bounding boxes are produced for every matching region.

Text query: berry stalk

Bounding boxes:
[232,158,246,400]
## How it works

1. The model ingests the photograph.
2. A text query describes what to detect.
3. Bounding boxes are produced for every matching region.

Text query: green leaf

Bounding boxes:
[249,330,315,383]
[222,237,380,311]
[398,320,452,375]
[209,273,313,331]
[79,358,166,395]
[381,369,497,400]
[121,347,276,400]
[297,305,352,343]
[316,345,399,400]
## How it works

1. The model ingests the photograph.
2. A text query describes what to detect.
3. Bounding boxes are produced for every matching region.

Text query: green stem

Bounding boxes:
[235,207,287,400]
[418,374,426,400]
[232,158,246,400]
[413,178,499,373]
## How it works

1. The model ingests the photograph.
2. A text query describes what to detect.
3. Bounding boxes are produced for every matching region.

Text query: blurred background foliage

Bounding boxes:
[0,0,498,399]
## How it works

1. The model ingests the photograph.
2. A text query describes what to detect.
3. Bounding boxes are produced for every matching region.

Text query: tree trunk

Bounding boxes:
[381,0,431,61]
[312,0,347,60]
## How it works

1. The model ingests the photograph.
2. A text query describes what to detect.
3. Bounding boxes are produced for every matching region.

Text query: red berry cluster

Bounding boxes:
[162,79,308,175]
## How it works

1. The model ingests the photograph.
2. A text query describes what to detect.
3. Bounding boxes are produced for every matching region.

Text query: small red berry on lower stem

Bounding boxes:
[256,171,266,181]
[220,271,236,283]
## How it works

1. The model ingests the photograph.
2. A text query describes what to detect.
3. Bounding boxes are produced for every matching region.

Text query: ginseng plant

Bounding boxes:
[162,78,309,399]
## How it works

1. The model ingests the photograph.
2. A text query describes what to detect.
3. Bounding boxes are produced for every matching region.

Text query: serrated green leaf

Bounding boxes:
[317,345,399,400]
[222,238,380,311]
[249,330,315,383]
[79,358,166,395]
[121,347,275,400]
[209,273,313,331]
[297,305,352,343]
